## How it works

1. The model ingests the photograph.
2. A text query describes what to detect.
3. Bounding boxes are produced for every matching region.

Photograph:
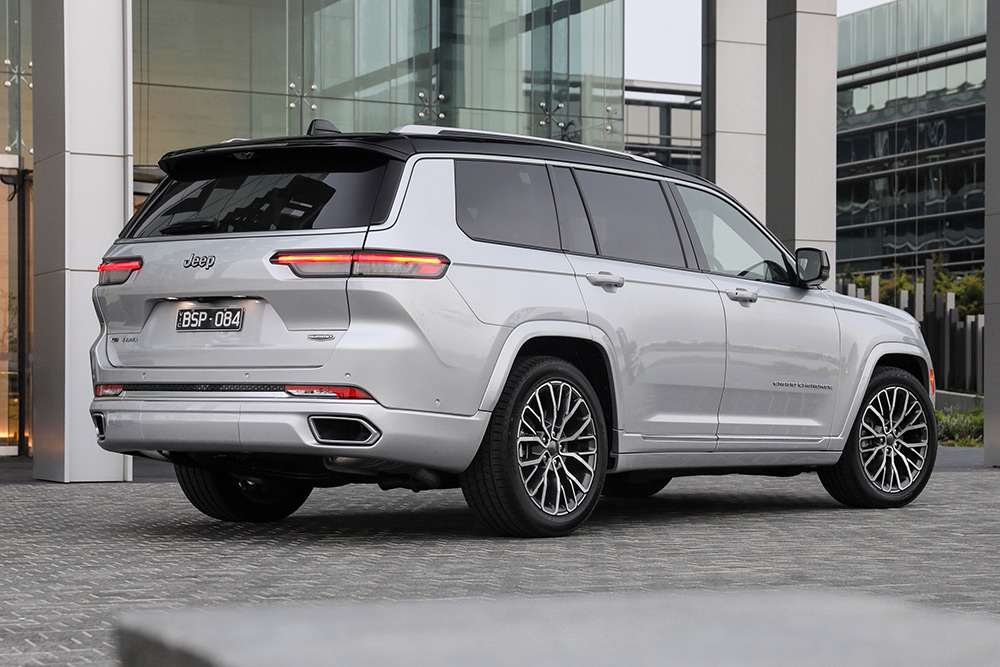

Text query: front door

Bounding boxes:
[674,184,841,451]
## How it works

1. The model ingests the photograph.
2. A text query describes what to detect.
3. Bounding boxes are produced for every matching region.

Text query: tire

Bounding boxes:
[819,367,937,508]
[174,463,313,522]
[459,356,609,537]
[602,473,671,499]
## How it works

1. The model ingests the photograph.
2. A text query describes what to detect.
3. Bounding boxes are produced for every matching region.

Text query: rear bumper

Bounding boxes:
[90,397,490,473]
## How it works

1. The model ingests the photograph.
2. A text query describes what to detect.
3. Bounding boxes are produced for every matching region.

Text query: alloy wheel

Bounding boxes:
[516,379,598,516]
[857,385,930,493]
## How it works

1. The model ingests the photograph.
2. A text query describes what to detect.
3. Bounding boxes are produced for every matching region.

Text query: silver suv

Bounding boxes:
[91,123,937,537]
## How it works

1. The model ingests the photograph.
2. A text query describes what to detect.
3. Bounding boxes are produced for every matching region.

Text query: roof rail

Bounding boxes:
[391,125,661,166]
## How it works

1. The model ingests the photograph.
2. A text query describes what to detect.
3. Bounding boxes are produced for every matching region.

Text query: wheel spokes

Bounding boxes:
[858,384,929,494]
[517,379,598,516]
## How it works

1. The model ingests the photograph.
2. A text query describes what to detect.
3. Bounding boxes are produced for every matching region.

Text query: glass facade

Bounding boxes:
[0,0,624,456]
[836,0,987,275]
[623,82,701,175]
[0,0,28,456]
[133,0,625,168]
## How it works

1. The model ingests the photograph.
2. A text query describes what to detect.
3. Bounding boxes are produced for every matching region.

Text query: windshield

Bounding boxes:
[126,148,400,238]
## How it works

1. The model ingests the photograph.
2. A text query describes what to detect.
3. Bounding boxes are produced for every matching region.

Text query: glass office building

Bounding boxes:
[0,0,28,456]
[133,0,625,169]
[836,0,987,275]
[623,80,701,175]
[0,0,625,456]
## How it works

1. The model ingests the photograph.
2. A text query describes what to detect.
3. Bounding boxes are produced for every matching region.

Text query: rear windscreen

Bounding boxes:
[126,148,401,238]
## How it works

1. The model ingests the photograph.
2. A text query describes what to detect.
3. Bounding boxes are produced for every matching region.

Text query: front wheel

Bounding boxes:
[819,367,936,508]
[460,356,609,537]
[174,464,313,522]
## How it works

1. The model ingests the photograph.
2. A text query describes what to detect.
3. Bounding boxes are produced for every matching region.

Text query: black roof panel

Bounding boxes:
[158,128,711,188]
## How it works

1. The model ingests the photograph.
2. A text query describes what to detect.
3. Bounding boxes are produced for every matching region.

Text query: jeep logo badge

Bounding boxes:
[182,253,216,270]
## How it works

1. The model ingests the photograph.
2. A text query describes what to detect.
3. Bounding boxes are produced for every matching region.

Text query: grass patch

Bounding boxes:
[935,407,984,447]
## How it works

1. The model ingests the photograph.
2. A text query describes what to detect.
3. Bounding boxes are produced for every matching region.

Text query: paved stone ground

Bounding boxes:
[1,448,997,666]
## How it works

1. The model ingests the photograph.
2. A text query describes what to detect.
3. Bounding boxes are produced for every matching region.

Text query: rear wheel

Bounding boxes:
[174,463,313,522]
[819,367,936,508]
[602,473,671,498]
[460,356,608,537]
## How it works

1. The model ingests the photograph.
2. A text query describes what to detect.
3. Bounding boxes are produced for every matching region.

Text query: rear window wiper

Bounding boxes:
[156,218,222,236]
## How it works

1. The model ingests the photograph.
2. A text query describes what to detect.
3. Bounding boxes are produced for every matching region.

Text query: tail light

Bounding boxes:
[271,250,448,279]
[98,259,142,285]
[94,384,124,397]
[285,385,373,399]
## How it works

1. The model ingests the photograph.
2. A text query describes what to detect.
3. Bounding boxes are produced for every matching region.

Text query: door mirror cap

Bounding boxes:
[796,248,830,286]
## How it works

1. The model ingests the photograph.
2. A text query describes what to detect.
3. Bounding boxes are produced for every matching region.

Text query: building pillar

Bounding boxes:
[31,1,133,481]
[984,0,1000,467]
[765,0,837,269]
[702,0,768,219]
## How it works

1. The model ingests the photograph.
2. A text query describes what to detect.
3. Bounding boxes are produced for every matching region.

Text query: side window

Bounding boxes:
[550,167,596,255]
[573,170,687,267]
[675,185,792,284]
[455,160,560,249]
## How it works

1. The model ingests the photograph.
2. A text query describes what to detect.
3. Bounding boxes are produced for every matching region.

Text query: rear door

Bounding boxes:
[558,167,726,453]
[96,146,401,369]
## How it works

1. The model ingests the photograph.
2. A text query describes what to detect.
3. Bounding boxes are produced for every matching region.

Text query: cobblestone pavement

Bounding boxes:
[1,449,998,666]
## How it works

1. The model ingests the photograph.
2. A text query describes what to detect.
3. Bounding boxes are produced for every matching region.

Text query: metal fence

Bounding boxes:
[834,260,984,394]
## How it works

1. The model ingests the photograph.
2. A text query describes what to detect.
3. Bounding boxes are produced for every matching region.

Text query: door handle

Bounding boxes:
[725,288,758,303]
[586,272,625,288]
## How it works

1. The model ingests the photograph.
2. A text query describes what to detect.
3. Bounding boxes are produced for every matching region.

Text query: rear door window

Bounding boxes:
[573,170,687,268]
[455,160,560,250]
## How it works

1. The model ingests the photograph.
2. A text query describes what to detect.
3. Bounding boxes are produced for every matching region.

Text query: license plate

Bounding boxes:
[176,307,244,331]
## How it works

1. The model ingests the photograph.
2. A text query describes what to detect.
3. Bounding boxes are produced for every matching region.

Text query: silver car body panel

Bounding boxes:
[91,143,934,477]
[707,273,842,449]
[567,253,726,451]
[95,395,490,473]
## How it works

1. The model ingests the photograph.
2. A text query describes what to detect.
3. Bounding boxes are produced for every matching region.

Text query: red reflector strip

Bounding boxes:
[929,369,935,397]
[285,385,373,399]
[353,253,443,265]
[98,258,142,285]
[94,384,124,397]
[270,250,449,279]
[98,260,142,272]
[272,254,352,264]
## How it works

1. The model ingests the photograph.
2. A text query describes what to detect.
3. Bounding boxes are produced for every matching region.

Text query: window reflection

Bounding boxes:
[132,0,627,165]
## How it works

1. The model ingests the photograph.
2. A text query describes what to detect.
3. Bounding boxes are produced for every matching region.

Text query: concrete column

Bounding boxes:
[765,0,837,269]
[984,0,1000,467]
[702,0,768,220]
[32,1,133,481]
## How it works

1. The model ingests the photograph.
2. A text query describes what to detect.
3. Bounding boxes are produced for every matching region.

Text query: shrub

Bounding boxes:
[935,407,984,447]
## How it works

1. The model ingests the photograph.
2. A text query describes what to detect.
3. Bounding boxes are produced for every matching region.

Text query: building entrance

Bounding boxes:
[0,163,28,456]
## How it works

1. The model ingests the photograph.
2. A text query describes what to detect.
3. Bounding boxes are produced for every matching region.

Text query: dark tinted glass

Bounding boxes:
[129,150,395,238]
[550,167,596,254]
[455,161,560,249]
[574,170,686,267]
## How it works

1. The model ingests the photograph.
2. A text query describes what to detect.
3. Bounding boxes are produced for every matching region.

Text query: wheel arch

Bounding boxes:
[833,342,934,449]
[479,323,619,456]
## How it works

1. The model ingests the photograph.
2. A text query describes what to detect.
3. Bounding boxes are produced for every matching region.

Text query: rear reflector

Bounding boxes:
[929,369,935,397]
[94,384,124,397]
[98,259,142,285]
[285,385,373,399]
[271,250,448,279]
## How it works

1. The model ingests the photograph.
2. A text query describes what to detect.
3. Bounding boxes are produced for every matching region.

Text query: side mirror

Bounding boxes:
[796,247,830,287]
